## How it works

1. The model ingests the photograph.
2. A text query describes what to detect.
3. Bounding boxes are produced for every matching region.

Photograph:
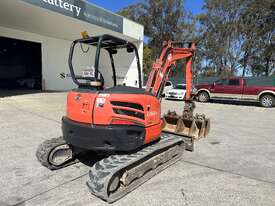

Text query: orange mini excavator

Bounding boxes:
[36,34,210,203]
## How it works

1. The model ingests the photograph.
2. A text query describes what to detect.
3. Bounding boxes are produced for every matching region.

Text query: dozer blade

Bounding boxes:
[162,110,210,140]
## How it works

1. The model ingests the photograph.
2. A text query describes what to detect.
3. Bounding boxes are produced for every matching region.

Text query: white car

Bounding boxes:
[143,81,173,96]
[165,84,186,100]
[162,81,173,96]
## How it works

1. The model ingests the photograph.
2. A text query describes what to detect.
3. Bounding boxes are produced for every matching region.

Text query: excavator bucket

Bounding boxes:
[162,110,210,140]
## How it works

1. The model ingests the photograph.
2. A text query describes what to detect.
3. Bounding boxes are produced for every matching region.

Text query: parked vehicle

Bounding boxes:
[162,81,173,95]
[165,84,186,100]
[196,77,275,107]
[143,80,173,96]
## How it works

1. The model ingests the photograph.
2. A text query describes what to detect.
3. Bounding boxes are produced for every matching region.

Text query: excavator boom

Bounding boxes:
[146,41,195,100]
[145,41,210,139]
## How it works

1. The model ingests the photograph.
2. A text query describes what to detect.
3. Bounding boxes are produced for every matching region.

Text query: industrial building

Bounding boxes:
[0,0,144,91]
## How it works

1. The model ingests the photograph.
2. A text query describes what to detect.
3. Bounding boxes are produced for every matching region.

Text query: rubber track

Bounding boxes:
[36,136,79,170]
[87,133,185,203]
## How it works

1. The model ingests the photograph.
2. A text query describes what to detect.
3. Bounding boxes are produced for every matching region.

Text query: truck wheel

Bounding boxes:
[260,94,274,108]
[197,91,210,103]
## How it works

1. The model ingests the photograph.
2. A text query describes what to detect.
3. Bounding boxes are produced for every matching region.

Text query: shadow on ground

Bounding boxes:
[0,90,42,98]
[78,151,106,167]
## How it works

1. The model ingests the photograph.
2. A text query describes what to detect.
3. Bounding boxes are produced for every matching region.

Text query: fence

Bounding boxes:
[143,76,275,86]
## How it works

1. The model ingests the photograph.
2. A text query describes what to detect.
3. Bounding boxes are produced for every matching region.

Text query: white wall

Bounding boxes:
[43,37,95,90]
[112,42,144,87]
[123,18,144,41]
[0,25,144,91]
[42,36,143,90]
[123,19,144,86]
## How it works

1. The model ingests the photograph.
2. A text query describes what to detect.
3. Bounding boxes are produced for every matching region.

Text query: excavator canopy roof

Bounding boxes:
[74,34,135,50]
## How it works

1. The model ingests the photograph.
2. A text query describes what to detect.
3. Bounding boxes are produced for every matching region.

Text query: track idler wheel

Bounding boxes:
[36,137,79,170]
[48,144,73,167]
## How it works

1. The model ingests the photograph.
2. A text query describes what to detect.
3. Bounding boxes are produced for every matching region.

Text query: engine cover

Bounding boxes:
[66,86,162,145]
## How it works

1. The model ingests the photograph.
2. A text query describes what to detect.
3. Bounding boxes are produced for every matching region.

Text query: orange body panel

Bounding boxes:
[92,93,160,126]
[67,91,96,124]
[145,122,162,144]
[66,90,162,145]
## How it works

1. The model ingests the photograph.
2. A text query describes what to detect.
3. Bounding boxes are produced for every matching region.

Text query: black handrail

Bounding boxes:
[68,34,142,88]
[108,51,117,86]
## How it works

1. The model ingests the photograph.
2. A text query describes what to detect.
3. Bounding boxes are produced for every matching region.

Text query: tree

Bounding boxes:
[240,0,275,76]
[118,0,195,56]
[118,0,198,79]
[198,0,275,77]
[142,45,153,75]
[197,0,247,76]
[119,0,275,77]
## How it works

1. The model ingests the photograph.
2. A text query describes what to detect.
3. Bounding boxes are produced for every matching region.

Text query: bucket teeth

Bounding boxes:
[162,110,210,140]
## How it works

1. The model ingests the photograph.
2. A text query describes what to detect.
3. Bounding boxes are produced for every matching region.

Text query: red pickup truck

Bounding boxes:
[195,77,275,107]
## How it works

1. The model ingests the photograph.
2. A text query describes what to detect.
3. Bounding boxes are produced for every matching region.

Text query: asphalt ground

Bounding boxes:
[0,92,275,206]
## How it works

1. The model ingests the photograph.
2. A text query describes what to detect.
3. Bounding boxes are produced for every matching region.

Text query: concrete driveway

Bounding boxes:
[0,92,275,206]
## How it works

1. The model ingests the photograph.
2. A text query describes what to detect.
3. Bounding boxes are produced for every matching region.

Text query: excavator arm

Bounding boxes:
[145,41,210,140]
[145,41,195,100]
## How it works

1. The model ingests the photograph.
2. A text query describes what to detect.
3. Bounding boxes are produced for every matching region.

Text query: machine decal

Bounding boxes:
[74,94,82,101]
[147,111,158,117]
[82,68,95,78]
[98,94,110,98]
[96,97,106,107]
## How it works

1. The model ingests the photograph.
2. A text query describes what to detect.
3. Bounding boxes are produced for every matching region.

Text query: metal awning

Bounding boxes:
[0,0,137,42]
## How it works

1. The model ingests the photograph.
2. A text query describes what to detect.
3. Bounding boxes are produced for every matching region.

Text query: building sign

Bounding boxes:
[22,0,123,33]
[41,0,82,16]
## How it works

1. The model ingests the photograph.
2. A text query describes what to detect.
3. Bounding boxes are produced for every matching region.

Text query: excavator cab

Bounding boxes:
[68,34,142,90]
